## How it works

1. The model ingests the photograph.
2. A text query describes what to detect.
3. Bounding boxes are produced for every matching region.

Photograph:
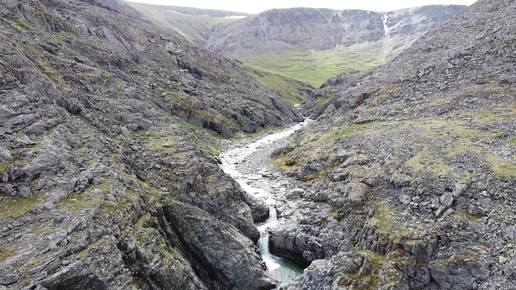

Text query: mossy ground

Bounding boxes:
[304,117,507,180]
[0,162,9,174]
[244,64,310,105]
[0,246,16,262]
[35,58,61,84]
[0,196,43,218]
[14,18,30,31]
[486,155,516,178]
[372,202,392,235]
[242,46,384,87]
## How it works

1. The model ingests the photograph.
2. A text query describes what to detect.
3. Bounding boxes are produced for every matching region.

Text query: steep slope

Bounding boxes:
[244,65,313,106]
[0,0,303,289]
[270,0,516,289]
[127,3,248,46]
[208,5,465,86]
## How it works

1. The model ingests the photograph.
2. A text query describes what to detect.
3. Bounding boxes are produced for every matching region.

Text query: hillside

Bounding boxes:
[127,3,248,46]
[244,65,313,106]
[208,5,465,86]
[270,0,516,289]
[0,0,302,289]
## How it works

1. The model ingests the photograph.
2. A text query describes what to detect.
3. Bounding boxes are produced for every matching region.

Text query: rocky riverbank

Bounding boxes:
[220,121,311,287]
[270,0,516,289]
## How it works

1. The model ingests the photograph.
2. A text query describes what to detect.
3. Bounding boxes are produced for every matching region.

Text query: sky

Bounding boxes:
[126,0,477,14]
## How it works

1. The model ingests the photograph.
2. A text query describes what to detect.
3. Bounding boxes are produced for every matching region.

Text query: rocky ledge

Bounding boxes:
[270,0,515,289]
[0,0,302,289]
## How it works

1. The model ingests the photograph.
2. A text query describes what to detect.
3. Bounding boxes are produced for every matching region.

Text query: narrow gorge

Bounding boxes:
[0,0,514,290]
[220,121,311,285]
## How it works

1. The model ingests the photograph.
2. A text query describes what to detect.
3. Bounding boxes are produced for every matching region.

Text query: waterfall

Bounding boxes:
[220,121,311,285]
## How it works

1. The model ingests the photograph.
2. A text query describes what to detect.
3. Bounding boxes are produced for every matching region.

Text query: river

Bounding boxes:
[220,120,311,286]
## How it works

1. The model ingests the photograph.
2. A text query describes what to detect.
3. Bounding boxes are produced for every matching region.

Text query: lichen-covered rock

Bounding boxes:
[272,0,516,289]
[0,0,304,288]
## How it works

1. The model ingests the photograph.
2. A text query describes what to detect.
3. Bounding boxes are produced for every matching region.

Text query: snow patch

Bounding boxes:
[224,15,246,19]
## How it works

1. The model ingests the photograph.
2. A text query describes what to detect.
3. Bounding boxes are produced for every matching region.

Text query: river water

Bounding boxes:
[220,120,310,285]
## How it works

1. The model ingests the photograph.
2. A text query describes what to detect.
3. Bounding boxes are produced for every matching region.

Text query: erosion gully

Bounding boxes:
[220,119,311,286]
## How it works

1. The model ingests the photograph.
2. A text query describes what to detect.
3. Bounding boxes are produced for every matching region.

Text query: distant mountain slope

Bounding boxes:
[128,3,248,45]
[209,5,465,56]
[208,5,465,86]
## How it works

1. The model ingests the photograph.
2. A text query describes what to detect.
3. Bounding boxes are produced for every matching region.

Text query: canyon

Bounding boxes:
[0,0,514,290]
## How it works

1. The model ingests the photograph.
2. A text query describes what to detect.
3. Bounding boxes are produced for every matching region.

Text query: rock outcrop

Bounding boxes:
[272,0,516,289]
[0,0,302,289]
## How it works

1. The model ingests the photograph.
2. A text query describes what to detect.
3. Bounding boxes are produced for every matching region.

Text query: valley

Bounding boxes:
[0,0,514,290]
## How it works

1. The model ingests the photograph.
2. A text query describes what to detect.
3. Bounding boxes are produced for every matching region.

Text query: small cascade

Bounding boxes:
[256,207,281,271]
[382,14,390,36]
[220,121,311,286]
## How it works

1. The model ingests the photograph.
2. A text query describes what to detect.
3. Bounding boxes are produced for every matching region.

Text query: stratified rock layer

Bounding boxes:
[0,0,303,289]
[272,0,515,289]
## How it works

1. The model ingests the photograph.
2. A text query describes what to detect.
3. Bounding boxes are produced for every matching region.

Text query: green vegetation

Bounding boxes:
[78,71,92,80]
[358,249,386,266]
[315,94,333,106]
[14,18,30,31]
[0,246,16,262]
[0,162,9,174]
[165,90,200,108]
[405,147,452,177]
[454,209,482,222]
[322,123,374,142]
[486,155,516,178]
[244,64,310,105]
[35,58,61,84]
[59,180,113,214]
[243,47,384,87]
[372,203,392,234]
[133,212,179,264]
[0,196,43,218]
[52,32,76,43]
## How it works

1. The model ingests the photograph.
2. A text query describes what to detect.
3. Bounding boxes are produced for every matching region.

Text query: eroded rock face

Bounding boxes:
[208,6,465,58]
[0,0,304,289]
[163,201,275,290]
[271,0,516,289]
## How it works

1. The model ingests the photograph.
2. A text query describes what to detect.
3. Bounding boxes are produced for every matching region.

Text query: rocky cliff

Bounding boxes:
[208,5,465,58]
[204,5,466,87]
[272,0,515,289]
[0,0,303,289]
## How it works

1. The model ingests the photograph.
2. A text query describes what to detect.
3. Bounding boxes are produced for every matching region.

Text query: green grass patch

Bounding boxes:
[321,123,375,143]
[35,58,61,84]
[59,181,113,214]
[0,162,9,174]
[14,18,30,31]
[405,147,452,177]
[0,246,16,262]
[245,64,310,105]
[372,202,392,235]
[454,209,482,222]
[486,155,516,178]
[242,47,384,87]
[0,196,43,218]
